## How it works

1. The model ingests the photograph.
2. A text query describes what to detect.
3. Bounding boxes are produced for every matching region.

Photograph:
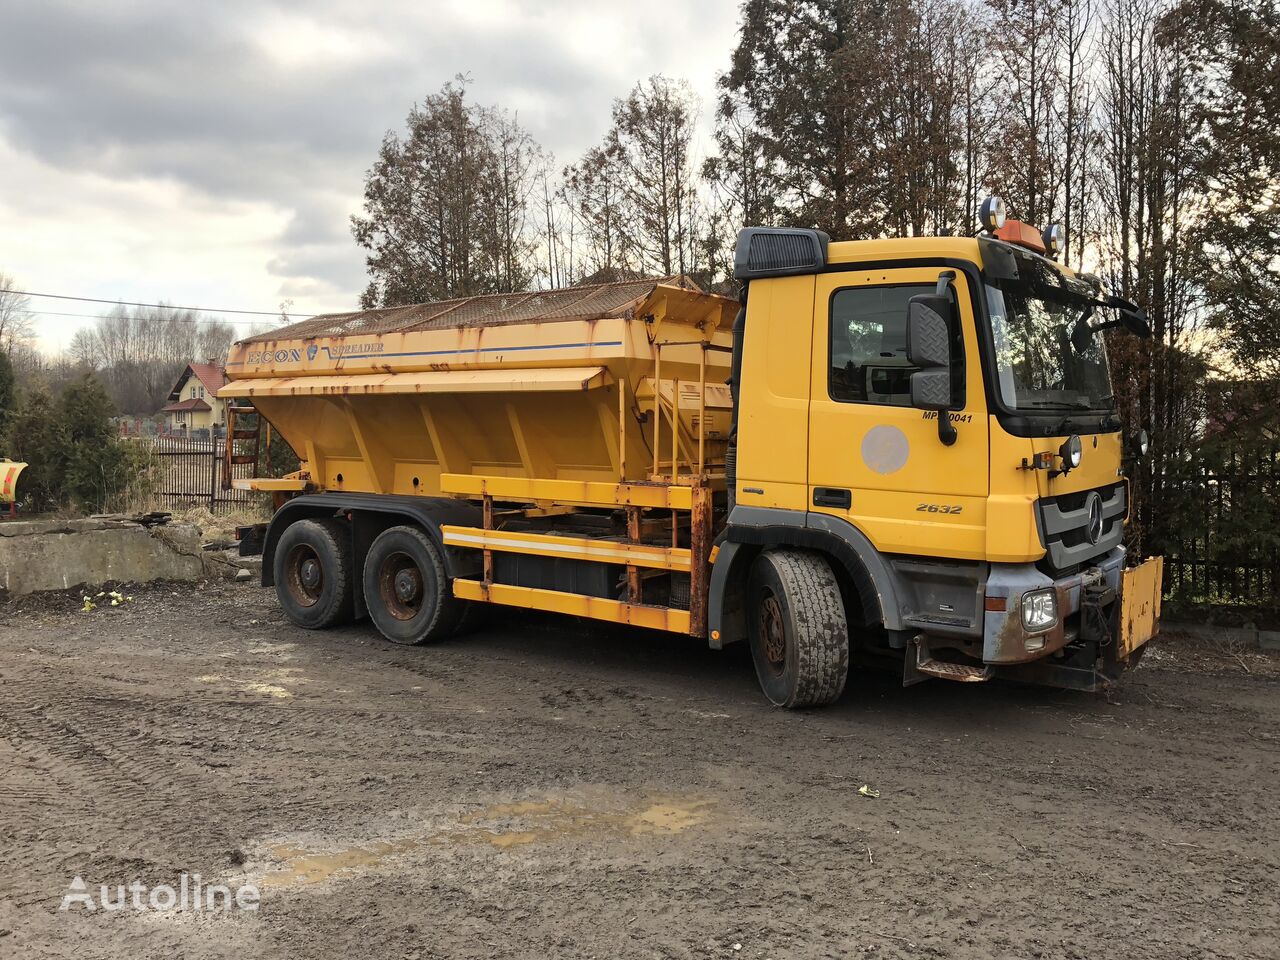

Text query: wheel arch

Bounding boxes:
[709,507,903,647]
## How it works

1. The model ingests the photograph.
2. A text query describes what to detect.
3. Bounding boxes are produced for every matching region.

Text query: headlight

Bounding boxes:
[1059,434,1083,470]
[1021,589,1058,631]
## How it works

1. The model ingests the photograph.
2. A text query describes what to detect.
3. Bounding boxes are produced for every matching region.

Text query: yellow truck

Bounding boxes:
[223,197,1163,707]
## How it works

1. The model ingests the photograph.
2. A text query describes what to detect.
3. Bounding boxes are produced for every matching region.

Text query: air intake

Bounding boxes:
[733,227,830,281]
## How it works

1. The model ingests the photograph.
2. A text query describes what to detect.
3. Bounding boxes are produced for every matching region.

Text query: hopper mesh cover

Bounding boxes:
[243,275,701,343]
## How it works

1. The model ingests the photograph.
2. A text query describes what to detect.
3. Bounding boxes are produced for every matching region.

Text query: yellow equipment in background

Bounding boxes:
[1,459,27,518]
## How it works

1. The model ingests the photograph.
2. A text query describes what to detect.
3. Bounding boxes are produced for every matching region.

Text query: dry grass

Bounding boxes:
[171,504,272,542]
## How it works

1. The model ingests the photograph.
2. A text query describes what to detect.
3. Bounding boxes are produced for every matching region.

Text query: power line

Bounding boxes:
[26,308,267,325]
[0,287,315,319]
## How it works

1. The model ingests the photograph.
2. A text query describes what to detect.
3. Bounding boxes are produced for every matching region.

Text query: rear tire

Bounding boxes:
[363,525,464,645]
[274,518,353,629]
[747,549,849,708]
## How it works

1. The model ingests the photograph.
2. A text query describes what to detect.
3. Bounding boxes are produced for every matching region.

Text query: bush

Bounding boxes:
[3,386,66,511]
[2,373,144,514]
[59,375,134,510]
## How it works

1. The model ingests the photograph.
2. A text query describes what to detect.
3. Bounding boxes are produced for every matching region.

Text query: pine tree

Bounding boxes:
[58,375,133,513]
[0,349,15,441]
[3,387,66,512]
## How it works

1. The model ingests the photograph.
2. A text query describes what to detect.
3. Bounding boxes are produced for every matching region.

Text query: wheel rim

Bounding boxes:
[378,550,425,621]
[285,543,323,607]
[758,589,787,676]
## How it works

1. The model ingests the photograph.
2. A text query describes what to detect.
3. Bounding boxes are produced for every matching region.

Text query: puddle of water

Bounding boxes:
[260,792,714,889]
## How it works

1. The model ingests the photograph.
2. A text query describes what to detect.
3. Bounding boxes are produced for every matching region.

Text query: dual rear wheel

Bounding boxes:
[273,520,462,645]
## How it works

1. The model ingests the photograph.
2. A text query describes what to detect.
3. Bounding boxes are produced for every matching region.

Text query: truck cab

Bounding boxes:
[716,207,1162,700]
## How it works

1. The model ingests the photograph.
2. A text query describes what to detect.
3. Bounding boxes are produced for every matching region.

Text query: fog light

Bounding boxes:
[1021,588,1057,631]
[1025,636,1046,652]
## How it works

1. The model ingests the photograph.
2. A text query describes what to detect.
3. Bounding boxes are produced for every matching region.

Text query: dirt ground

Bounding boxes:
[1,581,1277,960]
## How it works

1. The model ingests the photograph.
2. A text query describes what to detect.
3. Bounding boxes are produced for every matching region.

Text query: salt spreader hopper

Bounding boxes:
[223,275,735,640]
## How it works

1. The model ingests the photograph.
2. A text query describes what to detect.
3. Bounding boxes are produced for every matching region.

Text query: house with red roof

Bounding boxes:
[161,361,228,435]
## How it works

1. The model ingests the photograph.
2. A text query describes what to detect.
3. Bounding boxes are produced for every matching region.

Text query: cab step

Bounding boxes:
[904,636,992,686]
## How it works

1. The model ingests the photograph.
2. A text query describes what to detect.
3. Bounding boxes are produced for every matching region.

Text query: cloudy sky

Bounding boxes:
[0,0,740,351]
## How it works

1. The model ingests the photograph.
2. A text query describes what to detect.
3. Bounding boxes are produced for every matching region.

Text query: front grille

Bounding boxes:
[1036,482,1125,576]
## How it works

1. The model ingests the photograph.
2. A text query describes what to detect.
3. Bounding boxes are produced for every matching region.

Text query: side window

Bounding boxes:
[828,284,964,407]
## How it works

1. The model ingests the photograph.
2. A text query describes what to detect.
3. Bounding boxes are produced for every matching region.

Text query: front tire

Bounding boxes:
[747,549,849,708]
[274,518,353,629]
[363,525,464,645]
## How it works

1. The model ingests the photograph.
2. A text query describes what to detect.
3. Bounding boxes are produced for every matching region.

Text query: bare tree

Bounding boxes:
[561,143,633,279]
[986,0,1068,227]
[609,76,701,276]
[477,108,541,292]
[703,95,782,277]
[70,305,236,414]
[0,272,35,353]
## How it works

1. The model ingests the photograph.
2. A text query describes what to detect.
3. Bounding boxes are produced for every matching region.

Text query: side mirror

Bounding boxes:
[910,368,952,409]
[905,294,957,445]
[1105,295,1152,338]
[1119,306,1151,338]
[906,295,953,370]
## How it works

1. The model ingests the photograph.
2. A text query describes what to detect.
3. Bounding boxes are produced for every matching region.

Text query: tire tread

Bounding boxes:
[757,549,849,708]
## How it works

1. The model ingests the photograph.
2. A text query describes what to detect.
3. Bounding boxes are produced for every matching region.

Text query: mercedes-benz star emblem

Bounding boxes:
[1085,491,1104,545]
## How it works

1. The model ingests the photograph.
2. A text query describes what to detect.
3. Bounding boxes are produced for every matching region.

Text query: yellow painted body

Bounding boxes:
[1119,556,1164,657]
[1,461,26,504]
[227,242,1159,656]
[737,237,1131,568]
[453,579,691,633]
[223,283,734,495]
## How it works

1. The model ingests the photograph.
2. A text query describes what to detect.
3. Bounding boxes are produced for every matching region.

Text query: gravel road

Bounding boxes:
[1,581,1276,959]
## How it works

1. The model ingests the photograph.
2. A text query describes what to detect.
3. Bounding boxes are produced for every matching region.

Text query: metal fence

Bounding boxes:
[1163,445,1280,611]
[128,435,263,513]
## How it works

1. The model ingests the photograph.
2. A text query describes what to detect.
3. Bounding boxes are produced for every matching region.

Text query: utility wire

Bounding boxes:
[26,308,268,325]
[0,287,314,319]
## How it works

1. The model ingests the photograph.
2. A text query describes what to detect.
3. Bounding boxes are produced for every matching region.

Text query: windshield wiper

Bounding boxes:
[1019,400,1099,410]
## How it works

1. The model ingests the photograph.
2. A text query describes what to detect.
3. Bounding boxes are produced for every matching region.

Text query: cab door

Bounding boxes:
[807,267,989,560]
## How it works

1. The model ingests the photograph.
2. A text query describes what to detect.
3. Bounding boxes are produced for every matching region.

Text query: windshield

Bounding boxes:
[985,277,1114,413]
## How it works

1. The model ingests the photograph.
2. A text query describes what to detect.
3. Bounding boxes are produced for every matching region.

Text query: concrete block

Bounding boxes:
[0,520,216,598]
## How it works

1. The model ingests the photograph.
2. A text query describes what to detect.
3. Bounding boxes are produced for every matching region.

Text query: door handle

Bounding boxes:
[813,487,851,509]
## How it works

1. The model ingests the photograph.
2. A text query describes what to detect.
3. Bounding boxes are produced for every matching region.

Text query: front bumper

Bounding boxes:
[977,551,1163,691]
[983,548,1126,665]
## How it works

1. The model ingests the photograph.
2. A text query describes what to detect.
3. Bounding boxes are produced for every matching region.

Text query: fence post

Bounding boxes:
[209,438,219,508]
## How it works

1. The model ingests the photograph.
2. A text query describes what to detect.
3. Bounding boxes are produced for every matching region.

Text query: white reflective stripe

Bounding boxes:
[443,530,681,567]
